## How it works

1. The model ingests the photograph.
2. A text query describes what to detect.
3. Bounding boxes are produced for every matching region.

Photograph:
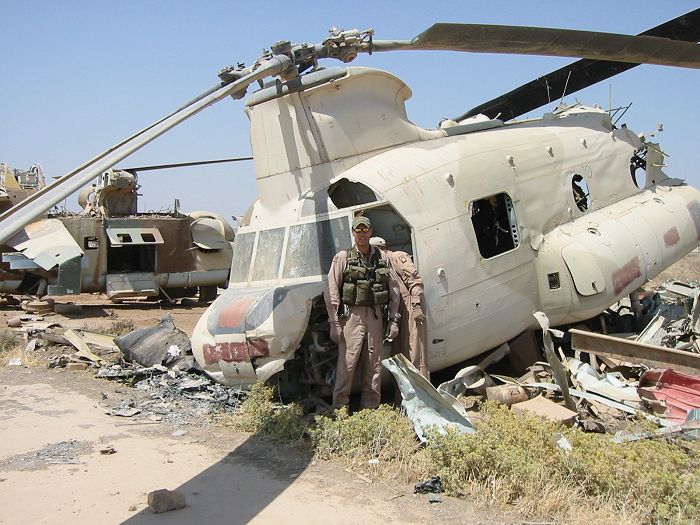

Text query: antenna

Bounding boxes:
[559,70,572,107]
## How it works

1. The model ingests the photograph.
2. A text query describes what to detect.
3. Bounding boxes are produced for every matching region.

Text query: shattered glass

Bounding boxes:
[251,227,285,281]
[229,232,256,282]
[282,217,350,278]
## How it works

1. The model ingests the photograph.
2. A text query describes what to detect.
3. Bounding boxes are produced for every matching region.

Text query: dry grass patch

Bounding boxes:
[0,330,21,363]
[429,402,700,524]
[215,386,700,524]
[0,329,44,367]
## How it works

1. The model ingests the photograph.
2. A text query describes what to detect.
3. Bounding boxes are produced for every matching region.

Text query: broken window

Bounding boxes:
[470,193,519,259]
[251,227,285,281]
[571,174,590,212]
[84,237,99,250]
[629,147,646,188]
[107,244,155,273]
[283,217,350,278]
[229,232,256,283]
[328,178,377,209]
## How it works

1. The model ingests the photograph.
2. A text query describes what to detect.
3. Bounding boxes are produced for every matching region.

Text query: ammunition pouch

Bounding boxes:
[341,247,390,307]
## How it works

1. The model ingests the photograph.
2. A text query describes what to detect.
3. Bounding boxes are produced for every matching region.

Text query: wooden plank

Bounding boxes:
[569,328,700,373]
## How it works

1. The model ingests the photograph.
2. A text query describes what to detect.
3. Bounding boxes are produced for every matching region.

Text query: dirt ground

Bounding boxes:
[0,365,511,525]
[0,250,697,524]
[0,301,509,524]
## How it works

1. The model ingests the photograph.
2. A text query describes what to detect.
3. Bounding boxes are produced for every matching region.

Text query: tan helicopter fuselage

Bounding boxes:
[191,66,700,390]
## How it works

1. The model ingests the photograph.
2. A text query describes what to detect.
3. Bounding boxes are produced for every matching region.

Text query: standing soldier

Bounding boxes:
[370,237,429,380]
[325,216,401,410]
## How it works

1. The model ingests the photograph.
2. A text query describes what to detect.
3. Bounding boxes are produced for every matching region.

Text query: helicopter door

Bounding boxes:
[361,204,413,255]
[105,226,162,298]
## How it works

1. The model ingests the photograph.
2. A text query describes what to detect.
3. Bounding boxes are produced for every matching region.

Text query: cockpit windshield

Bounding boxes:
[283,218,350,278]
[229,217,351,283]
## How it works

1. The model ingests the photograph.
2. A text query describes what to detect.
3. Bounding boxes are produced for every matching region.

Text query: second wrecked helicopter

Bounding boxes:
[2,10,700,394]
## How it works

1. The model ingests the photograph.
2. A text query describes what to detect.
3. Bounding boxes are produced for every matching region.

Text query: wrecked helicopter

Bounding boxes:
[0,160,239,303]
[1,10,700,395]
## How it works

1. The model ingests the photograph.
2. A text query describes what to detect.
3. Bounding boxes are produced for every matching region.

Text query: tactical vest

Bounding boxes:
[341,246,390,306]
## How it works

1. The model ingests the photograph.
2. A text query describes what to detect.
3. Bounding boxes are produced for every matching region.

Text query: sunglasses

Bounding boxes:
[353,226,371,233]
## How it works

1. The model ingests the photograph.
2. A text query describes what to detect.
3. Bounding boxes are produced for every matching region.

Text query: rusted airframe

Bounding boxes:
[1,167,234,300]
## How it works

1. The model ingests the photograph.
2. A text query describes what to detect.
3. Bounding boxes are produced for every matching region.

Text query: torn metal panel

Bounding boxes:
[661,280,699,300]
[612,419,700,443]
[570,328,700,373]
[194,282,319,387]
[114,315,194,370]
[6,218,83,271]
[1,252,41,270]
[63,329,104,365]
[692,288,700,334]
[533,311,576,410]
[382,354,475,442]
[638,368,700,423]
[636,312,668,345]
[527,381,676,427]
[566,357,642,407]
[438,365,495,397]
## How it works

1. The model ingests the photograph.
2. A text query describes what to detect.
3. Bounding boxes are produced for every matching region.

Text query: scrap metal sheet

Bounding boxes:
[6,218,83,271]
[383,354,475,442]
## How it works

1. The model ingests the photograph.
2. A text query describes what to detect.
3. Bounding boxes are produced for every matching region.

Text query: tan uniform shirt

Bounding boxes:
[384,249,429,379]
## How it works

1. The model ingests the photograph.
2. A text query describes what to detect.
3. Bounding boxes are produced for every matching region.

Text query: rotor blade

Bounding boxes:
[0,56,290,244]
[122,156,253,173]
[454,8,700,121]
[403,23,700,69]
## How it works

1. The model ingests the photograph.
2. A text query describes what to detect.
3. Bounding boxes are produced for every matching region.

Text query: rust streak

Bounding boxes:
[612,256,642,295]
[663,226,680,247]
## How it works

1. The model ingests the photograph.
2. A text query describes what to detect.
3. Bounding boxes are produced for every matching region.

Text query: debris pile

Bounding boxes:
[387,280,700,443]
[4,313,246,422]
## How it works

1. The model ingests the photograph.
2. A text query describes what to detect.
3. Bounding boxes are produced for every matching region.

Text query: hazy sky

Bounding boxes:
[3,1,699,222]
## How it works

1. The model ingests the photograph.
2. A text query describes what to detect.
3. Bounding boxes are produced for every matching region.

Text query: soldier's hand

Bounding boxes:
[329,321,343,344]
[413,305,426,324]
[386,321,399,341]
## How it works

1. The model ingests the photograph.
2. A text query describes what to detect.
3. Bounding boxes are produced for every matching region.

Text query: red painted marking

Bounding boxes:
[202,338,270,365]
[612,256,642,295]
[687,201,700,241]
[218,296,256,328]
[663,226,680,247]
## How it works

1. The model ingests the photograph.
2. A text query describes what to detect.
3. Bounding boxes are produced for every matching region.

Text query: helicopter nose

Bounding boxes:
[191,283,322,387]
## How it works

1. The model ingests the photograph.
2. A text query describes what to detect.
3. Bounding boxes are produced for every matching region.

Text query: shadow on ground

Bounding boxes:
[121,433,314,525]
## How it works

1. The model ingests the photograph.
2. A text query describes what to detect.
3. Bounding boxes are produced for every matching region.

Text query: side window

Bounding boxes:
[470,193,520,259]
[571,173,590,211]
[229,232,256,283]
